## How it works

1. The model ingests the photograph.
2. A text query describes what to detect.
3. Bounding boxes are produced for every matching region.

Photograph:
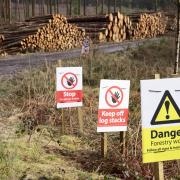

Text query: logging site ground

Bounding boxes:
[0,37,180,180]
[0,2,179,179]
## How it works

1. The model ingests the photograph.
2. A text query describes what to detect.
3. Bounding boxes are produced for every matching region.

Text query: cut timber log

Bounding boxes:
[67,14,113,23]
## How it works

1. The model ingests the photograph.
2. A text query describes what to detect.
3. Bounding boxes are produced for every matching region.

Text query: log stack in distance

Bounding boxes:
[21,14,86,52]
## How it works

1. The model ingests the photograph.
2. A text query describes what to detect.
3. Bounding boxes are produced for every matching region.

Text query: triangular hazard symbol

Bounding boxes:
[151,90,180,125]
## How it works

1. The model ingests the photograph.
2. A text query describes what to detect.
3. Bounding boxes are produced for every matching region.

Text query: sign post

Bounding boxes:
[154,74,164,180]
[101,132,108,158]
[141,76,180,179]
[58,60,65,134]
[97,79,130,157]
[56,67,83,134]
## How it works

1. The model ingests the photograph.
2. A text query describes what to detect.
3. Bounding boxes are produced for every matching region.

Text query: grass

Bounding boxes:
[0,37,179,179]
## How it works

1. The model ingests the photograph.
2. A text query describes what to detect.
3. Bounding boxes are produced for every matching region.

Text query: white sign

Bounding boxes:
[97,79,130,132]
[56,67,83,108]
[141,77,180,163]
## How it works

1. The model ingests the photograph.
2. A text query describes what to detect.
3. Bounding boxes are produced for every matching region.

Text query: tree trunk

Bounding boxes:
[49,0,52,14]
[119,0,122,12]
[8,0,11,23]
[32,0,35,16]
[69,0,72,16]
[155,0,158,12]
[56,0,59,13]
[96,0,98,15]
[108,0,110,14]
[174,0,180,74]
[101,0,104,14]
[83,0,86,16]
[42,0,45,15]
[114,0,116,13]
[78,0,81,15]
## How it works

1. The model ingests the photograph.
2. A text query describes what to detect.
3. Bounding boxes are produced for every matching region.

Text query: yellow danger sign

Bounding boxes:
[151,90,180,125]
[141,78,180,163]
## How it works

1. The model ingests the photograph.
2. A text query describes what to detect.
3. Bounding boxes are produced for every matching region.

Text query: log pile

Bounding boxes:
[71,11,168,42]
[0,34,4,43]
[69,12,132,42]
[0,12,176,55]
[129,12,167,40]
[68,13,113,42]
[165,14,177,31]
[21,14,85,52]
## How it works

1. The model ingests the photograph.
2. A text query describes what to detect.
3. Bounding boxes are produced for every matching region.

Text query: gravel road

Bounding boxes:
[0,38,162,76]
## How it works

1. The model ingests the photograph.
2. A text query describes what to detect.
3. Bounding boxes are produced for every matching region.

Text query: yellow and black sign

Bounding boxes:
[141,78,180,163]
[151,90,180,125]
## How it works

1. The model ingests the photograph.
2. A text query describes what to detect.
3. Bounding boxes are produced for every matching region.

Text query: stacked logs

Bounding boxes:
[21,14,85,52]
[95,12,167,42]
[165,14,177,31]
[0,12,175,55]
[71,11,167,43]
[129,12,167,40]
[0,34,4,44]
[67,13,113,42]
[69,12,132,42]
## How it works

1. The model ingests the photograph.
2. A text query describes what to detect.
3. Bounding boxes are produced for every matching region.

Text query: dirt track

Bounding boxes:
[0,38,162,76]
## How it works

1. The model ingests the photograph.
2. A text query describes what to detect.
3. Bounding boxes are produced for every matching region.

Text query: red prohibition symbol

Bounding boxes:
[61,72,78,89]
[105,86,123,108]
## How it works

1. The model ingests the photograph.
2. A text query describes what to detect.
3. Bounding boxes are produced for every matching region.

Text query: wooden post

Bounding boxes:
[58,60,65,134]
[120,131,126,155]
[153,162,164,180]
[101,132,107,158]
[61,108,65,134]
[78,107,83,134]
[170,74,180,173]
[153,73,164,180]
[174,0,180,74]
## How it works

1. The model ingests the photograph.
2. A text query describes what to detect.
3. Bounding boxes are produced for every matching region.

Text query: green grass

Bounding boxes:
[0,37,179,179]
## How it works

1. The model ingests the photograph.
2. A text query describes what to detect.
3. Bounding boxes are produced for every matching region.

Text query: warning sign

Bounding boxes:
[105,86,123,108]
[141,78,180,163]
[97,80,130,132]
[151,90,180,125]
[56,67,83,108]
[61,72,78,89]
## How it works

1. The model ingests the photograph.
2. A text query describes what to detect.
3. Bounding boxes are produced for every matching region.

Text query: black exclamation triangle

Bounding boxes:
[165,100,170,119]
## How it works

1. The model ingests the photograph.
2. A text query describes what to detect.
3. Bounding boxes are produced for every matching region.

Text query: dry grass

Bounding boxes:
[0,37,179,179]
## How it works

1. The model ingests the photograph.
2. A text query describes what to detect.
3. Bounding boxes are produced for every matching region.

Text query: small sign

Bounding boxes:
[97,80,130,132]
[141,78,180,163]
[56,67,83,108]
[81,37,90,55]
